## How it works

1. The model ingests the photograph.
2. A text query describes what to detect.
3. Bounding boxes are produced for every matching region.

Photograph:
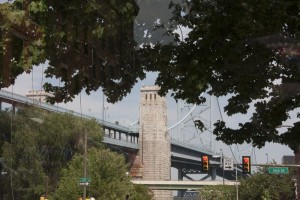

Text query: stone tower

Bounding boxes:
[138,86,172,200]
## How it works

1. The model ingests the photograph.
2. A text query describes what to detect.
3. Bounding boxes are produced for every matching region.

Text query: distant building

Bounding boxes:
[282,155,295,164]
[26,90,53,103]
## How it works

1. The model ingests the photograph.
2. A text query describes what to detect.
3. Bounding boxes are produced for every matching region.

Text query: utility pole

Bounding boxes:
[83,129,87,200]
[235,162,239,200]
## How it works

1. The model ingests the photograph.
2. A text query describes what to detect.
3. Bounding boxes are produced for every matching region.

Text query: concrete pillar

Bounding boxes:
[178,167,185,197]
[131,86,172,200]
[211,167,217,180]
[178,167,183,181]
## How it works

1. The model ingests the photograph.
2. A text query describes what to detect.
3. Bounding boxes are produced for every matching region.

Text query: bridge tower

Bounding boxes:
[131,86,172,200]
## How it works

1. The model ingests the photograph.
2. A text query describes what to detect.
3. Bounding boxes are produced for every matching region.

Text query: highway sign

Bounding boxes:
[79,177,91,183]
[223,158,234,171]
[268,167,289,174]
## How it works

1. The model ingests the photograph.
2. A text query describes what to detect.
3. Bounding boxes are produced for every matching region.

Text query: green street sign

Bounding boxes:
[79,177,91,183]
[268,167,289,174]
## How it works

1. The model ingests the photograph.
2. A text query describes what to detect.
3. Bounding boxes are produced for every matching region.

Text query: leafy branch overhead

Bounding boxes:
[1,0,300,149]
[139,0,300,150]
[0,0,144,102]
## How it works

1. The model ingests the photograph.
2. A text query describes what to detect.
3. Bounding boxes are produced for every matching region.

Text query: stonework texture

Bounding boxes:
[139,86,172,200]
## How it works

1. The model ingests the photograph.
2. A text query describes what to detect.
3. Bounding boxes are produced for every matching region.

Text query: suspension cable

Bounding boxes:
[216,96,238,163]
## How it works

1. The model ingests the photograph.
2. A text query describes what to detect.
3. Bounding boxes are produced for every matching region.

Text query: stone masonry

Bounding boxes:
[133,86,172,200]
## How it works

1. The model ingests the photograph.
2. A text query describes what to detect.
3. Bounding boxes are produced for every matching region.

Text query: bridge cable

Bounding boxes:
[167,104,196,131]
[40,64,44,102]
[216,96,238,163]
[31,65,34,104]
[57,77,60,111]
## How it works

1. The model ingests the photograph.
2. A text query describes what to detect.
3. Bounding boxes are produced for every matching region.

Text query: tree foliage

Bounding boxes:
[1,0,300,149]
[0,107,103,199]
[199,185,235,200]
[139,0,300,150]
[238,167,296,200]
[53,148,152,200]
[0,0,143,102]
[199,167,296,200]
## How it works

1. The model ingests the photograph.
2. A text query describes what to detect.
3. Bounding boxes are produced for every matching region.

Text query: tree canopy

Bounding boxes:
[138,0,300,150]
[0,107,103,199]
[199,166,296,200]
[0,0,143,102]
[53,148,152,200]
[1,0,300,149]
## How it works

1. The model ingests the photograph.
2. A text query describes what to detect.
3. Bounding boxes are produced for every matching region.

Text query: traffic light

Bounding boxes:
[242,156,251,173]
[202,155,209,172]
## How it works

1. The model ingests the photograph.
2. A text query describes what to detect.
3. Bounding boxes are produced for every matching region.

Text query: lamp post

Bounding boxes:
[236,161,239,200]
[266,153,269,163]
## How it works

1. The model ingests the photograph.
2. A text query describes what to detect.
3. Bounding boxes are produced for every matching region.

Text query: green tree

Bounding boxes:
[199,185,235,200]
[0,109,13,199]
[199,167,296,200]
[52,148,152,200]
[0,107,103,199]
[238,167,296,200]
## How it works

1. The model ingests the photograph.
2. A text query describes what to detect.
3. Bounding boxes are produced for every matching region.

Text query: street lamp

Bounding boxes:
[266,153,269,163]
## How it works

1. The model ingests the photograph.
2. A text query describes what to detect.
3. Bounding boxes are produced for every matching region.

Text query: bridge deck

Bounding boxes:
[0,89,218,164]
[131,180,239,190]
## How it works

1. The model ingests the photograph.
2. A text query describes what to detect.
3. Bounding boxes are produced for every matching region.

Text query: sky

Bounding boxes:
[0,0,295,167]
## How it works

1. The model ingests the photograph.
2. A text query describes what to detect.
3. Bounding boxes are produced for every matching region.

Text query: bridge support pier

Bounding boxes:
[211,167,217,180]
[177,167,186,197]
[178,167,184,181]
[131,86,172,200]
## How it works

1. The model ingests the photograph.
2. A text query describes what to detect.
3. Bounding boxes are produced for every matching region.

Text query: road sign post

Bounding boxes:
[268,167,289,174]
